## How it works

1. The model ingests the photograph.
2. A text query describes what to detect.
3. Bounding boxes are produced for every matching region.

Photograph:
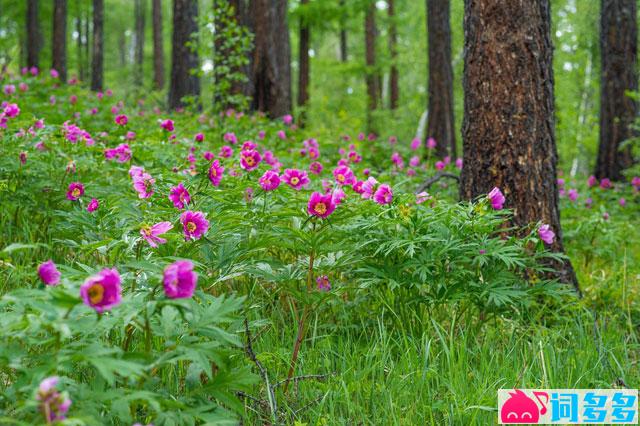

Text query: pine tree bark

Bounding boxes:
[91,0,104,91]
[426,0,455,158]
[250,0,292,118]
[168,0,200,110]
[596,0,637,180]
[460,0,578,289]
[365,1,379,131]
[75,0,84,81]
[388,0,399,110]
[52,0,68,82]
[152,0,164,89]
[134,0,146,86]
[26,0,41,69]
[297,0,310,119]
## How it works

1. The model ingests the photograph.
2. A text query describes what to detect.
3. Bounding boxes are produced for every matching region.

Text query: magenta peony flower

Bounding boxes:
[219,145,233,158]
[125,131,136,140]
[168,183,191,209]
[104,143,132,163]
[38,260,61,286]
[391,152,404,169]
[455,158,463,169]
[409,156,420,167]
[4,103,20,118]
[208,160,225,186]
[224,132,238,144]
[316,275,331,291]
[242,140,257,150]
[568,189,578,202]
[50,68,59,78]
[283,169,310,190]
[36,376,71,423]
[87,198,99,212]
[600,178,612,189]
[309,161,323,175]
[619,197,626,207]
[333,165,356,186]
[631,176,640,189]
[114,114,128,126]
[259,170,281,191]
[435,161,445,170]
[3,84,15,95]
[410,138,421,150]
[307,192,336,218]
[163,260,198,299]
[66,182,85,201]
[373,184,393,205]
[132,173,155,199]
[487,187,505,210]
[587,175,598,187]
[80,268,122,313]
[277,130,286,140]
[194,132,204,142]
[332,187,346,205]
[538,224,555,245]
[240,149,262,171]
[180,210,209,241]
[160,119,174,131]
[427,137,437,149]
[141,221,173,247]
[416,191,432,205]
[283,114,293,125]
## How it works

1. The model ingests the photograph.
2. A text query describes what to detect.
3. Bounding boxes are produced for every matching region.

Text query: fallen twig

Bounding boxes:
[273,373,332,389]
[244,317,278,424]
[416,172,459,193]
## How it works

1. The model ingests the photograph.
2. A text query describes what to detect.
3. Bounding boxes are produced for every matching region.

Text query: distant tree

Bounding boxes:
[134,0,146,86]
[250,0,291,118]
[298,0,310,122]
[152,0,165,89]
[26,0,41,69]
[426,0,455,157]
[339,0,347,62]
[91,0,104,91]
[52,0,68,81]
[364,1,378,131]
[75,0,86,81]
[168,0,200,110]
[596,0,637,180]
[460,0,578,289]
[388,0,398,110]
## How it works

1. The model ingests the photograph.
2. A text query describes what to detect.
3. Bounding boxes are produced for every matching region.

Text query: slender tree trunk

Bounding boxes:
[365,1,379,132]
[152,0,165,89]
[26,0,41,69]
[388,0,398,110]
[426,0,455,158]
[91,0,104,91]
[460,0,578,289]
[250,0,292,118]
[84,7,90,75]
[75,0,84,80]
[596,0,637,180]
[134,0,146,86]
[339,0,347,62]
[52,0,68,81]
[298,0,310,121]
[118,33,126,67]
[168,0,200,110]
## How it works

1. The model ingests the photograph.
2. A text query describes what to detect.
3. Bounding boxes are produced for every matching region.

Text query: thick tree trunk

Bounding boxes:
[388,0,398,110]
[297,0,310,119]
[91,0,104,91]
[134,0,146,86]
[168,0,200,110]
[426,0,455,158]
[250,0,292,118]
[75,0,84,81]
[596,0,637,180]
[339,0,347,62]
[460,0,578,289]
[152,0,165,89]
[26,0,41,69]
[52,0,68,82]
[365,2,378,131]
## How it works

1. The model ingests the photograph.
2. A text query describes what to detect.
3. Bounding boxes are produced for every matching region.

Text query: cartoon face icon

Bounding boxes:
[501,390,548,424]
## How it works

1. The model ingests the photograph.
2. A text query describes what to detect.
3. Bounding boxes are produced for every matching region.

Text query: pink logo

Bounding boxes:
[501,389,549,423]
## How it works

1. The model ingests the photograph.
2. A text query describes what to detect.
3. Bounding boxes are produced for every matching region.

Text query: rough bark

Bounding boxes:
[168,0,200,110]
[460,0,578,289]
[339,0,347,62]
[91,0,104,91]
[152,0,165,89]
[297,0,310,118]
[134,0,146,86]
[365,1,378,131]
[52,0,68,82]
[26,0,41,69]
[75,0,85,80]
[388,0,399,110]
[250,0,292,118]
[426,0,455,158]
[596,0,637,180]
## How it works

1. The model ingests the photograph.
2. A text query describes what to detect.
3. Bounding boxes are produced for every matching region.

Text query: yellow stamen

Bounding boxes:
[88,284,104,304]
[291,177,300,186]
[315,202,327,214]
[187,222,197,232]
[71,188,81,197]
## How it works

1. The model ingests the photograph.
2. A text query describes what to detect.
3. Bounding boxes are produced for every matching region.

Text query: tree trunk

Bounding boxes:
[365,1,379,132]
[168,0,200,110]
[75,0,84,80]
[460,0,578,289]
[134,0,146,86]
[339,0,347,62]
[26,0,41,69]
[152,0,165,89]
[426,0,455,158]
[297,0,310,120]
[596,0,637,180]
[84,7,90,76]
[250,0,292,118]
[52,0,68,82]
[91,0,104,91]
[388,0,398,110]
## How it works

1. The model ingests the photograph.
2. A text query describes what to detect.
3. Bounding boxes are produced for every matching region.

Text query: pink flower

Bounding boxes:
[283,114,293,125]
[587,175,598,187]
[19,151,27,164]
[258,130,266,139]
[219,145,233,158]
[104,143,132,163]
[283,169,309,190]
[163,260,198,299]
[373,184,393,205]
[410,138,421,150]
[455,158,463,169]
[307,192,336,218]
[603,212,610,220]
[18,82,28,92]
[80,268,122,313]
[487,187,505,210]
[160,119,174,131]
[50,69,59,78]
[316,275,331,291]
[87,198,99,212]
[126,131,136,140]
[3,84,15,95]
[38,260,61,286]
[240,149,262,171]
[361,177,378,199]
[259,170,281,191]
[619,197,626,207]
[600,178,612,189]
[208,160,225,186]
[391,152,404,169]
[115,114,128,126]
[168,183,191,209]
[4,103,20,118]
[332,187,346,205]
[194,132,204,142]
[631,176,640,189]
[140,222,173,247]
[310,161,323,175]
[409,156,420,167]
[352,180,364,194]
[333,165,355,186]
[416,192,432,204]
[66,182,85,201]
[36,376,71,423]
[132,173,155,199]
[435,161,445,170]
[427,137,437,149]
[277,130,286,140]
[538,224,555,245]
[568,189,578,202]
[224,132,238,144]
[180,210,209,241]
